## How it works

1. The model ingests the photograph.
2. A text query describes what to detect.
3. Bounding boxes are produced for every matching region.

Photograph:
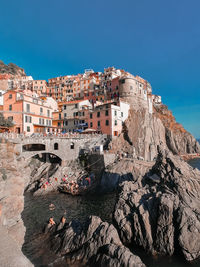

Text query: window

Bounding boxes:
[121,112,123,117]
[40,107,43,115]
[46,120,48,126]
[64,113,67,118]
[42,119,44,125]
[25,116,28,123]
[9,94,12,99]
[47,110,50,117]
[49,120,51,126]
[64,120,68,126]
[54,143,58,150]
[98,121,100,127]
[27,126,30,132]
[63,105,67,110]
[59,113,61,120]
[130,86,133,90]
[90,122,93,127]
[115,120,117,126]
[106,120,109,126]
[121,79,125,84]
[90,113,93,119]
[39,118,41,124]
[26,104,30,112]
[114,110,117,116]
[105,110,109,116]
[70,142,74,149]
[97,111,100,117]
[58,122,61,127]
[75,104,78,108]
[9,104,12,111]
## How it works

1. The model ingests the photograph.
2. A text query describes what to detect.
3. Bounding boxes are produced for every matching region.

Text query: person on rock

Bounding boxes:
[85,177,91,186]
[44,217,56,233]
[57,216,66,231]
[49,217,55,225]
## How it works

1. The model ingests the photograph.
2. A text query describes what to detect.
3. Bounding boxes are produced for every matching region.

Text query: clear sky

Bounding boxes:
[0,0,200,137]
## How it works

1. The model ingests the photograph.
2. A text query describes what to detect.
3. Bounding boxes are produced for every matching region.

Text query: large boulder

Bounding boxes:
[113,147,200,261]
[47,215,145,266]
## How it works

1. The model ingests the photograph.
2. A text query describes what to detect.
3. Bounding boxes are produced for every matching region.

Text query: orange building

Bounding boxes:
[32,80,47,96]
[2,90,57,134]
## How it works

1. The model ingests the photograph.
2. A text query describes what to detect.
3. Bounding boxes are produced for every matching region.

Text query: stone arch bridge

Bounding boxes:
[0,134,108,166]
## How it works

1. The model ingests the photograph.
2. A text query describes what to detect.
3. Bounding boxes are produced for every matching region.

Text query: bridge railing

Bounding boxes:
[0,132,107,141]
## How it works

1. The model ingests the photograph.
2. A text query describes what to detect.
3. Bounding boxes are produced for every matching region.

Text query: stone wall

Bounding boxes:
[0,139,33,266]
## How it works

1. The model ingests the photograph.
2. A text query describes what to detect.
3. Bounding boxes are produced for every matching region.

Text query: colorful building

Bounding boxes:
[52,99,92,132]
[86,100,130,137]
[2,90,57,134]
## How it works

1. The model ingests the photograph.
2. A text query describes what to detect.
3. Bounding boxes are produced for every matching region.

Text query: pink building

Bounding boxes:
[86,100,129,137]
[2,90,57,135]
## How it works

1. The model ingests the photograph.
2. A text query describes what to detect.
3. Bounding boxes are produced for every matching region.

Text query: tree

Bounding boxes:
[0,113,14,127]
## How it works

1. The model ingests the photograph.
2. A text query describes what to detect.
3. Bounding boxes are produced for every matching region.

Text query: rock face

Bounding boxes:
[111,104,200,161]
[114,146,200,262]
[47,215,145,267]
[0,140,33,266]
[154,104,200,155]
[0,60,26,76]
[101,158,154,192]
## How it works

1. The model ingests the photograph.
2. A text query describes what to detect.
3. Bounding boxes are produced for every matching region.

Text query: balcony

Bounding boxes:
[16,96,24,101]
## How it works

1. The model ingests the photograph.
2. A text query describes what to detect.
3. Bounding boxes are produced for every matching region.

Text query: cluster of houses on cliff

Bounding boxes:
[0,67,161,137]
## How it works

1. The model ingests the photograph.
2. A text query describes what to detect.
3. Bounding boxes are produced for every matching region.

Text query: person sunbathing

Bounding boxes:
[61,216,66,224]
[49,217,55,225]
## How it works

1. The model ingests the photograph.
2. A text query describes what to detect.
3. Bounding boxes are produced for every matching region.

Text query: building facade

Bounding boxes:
[86,100,130,137]
[2,90,57,134]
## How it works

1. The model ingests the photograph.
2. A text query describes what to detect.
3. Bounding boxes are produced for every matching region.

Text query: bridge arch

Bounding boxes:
[25,152,62,165]
[22,143,46,152]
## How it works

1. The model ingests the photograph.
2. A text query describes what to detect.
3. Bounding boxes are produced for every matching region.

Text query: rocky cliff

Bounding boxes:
[111,103,200,161]
[0,60,26,76]
[113,146,200,262]
[0,139,33,266]
[43,215,145,267]
[154,104,200,155]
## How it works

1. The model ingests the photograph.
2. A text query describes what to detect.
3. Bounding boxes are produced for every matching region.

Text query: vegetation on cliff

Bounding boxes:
[0,60,26,76]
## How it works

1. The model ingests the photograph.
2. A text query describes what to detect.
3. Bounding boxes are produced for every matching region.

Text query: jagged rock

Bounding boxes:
[94,243,145,267]
[47,215,145,266]
[113,147,200,261]
[111,104,200,161]
[0,60,26,76]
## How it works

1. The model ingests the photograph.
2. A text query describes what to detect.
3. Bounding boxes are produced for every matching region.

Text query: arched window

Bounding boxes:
[70,142,74,149]
[54,143,58,150]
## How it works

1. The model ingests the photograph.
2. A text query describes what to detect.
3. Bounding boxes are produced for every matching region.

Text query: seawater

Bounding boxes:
[22,158,200,266]
[188,157,200,170]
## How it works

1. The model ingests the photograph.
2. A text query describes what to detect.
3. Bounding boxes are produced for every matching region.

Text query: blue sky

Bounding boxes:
[0,0,200,137]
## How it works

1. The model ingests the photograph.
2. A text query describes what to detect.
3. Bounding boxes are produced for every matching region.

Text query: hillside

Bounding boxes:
[0,60,26,76]
[111,103,200,160]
